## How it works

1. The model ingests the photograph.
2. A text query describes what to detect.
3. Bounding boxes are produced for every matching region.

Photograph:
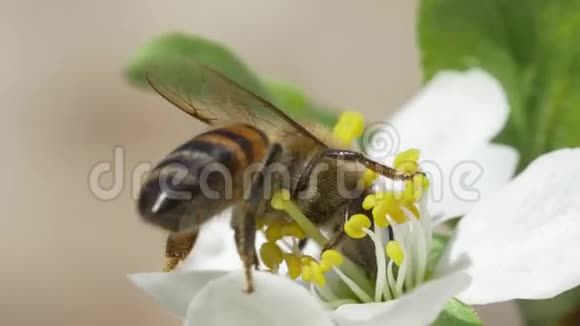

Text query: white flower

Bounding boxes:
[368,69,518,223]
[130,269,469,326]
[181,212,242,271]
[129,70,580,325]
[439,148,580,304]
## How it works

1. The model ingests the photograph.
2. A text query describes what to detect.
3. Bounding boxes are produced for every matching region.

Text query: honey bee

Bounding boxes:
[137,58,419,293]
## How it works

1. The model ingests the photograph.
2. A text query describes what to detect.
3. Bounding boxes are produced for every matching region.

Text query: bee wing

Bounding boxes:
[144,57,327,147]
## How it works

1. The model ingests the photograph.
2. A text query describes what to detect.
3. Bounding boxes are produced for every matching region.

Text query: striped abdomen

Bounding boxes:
[138,124,269,232]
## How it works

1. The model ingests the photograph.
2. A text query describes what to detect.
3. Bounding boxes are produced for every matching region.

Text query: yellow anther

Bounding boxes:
[360,168,379,187]
[319,260,333,272]
[403,201,420,219]
[394,149,420,166]
[362,194,377,210]
[284,254,302,280]
[271,189,291,210]
[398,161,419,174]
[309,261,327,287]
[371,201,390,228]
[300,255,315,265]
[265,221,283,242]
[344,214,371,239]
[383,191,396,204]
[413,173,427,188]
[301,263,312,282]
[412,174,430,200]
[394,149,420,174]
[281,223,306,239]
[413,179,423,200]
[321,250,344,267]
[333,111,365,146]
[373,191,408,224]
[386,241,404,266]
[421,174,430,189]
[375,191,388,200]
[390,206,407,224]
[259,242,284,270]
[403,180,415,201]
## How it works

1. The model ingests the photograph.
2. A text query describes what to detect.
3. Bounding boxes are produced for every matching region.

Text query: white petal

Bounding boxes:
[181,212,242,271]
[185,271,334,326]
[438,148,580,304]
[333,271,471,326]
[429,144,519,224]
[365,69,508,164]
[128,270,226,317]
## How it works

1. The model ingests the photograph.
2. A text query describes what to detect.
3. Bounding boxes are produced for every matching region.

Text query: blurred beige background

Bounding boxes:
[0,0,520,325]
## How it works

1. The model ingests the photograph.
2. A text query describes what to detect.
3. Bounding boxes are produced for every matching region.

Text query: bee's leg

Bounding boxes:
[322,228,347,252]
[322,201,352,252]
[232,143,283,294]
[322,228,346,252]
[292,149,423,198]
[232,204,265,275]
[164,229,198,272]
[232,204,258,293]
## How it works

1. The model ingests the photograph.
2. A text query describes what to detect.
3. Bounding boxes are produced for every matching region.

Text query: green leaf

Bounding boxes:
[433,298,482,326]
[419,0,580,169]
[125,32,270,100]
[124,33,338,127]
[266,80,338,127]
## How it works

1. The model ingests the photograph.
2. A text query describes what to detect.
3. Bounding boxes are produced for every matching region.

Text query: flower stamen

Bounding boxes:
[344,214,371,239]
[332,111,365,146]
[394,149,420,174]
[262,144,433,308]
[361,168,379,187]
[259,242,284,271]
[386,241,404,266]
[271,190,328,246]
[321,250,344,268]
[283,253,302,280]
[332,266,374,303]
[362,226,390,301]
